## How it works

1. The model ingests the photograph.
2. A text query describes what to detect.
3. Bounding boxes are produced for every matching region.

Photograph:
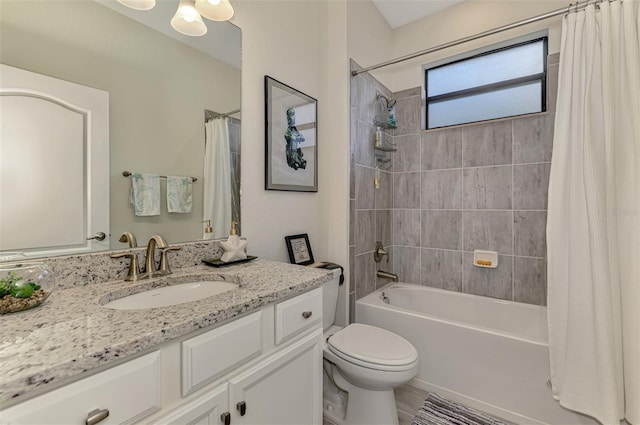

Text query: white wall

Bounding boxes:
[232,0,349,267]
[389,0,567,92]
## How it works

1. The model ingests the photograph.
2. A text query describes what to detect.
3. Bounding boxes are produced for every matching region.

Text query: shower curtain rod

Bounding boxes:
[206,108,241,121]
[351,0,594,76]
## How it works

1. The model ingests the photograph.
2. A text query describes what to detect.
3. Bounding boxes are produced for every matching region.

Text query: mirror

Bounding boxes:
[0,0,241,258]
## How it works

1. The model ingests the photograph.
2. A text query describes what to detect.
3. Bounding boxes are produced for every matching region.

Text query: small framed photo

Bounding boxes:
[284,233,315,266]
[265,75,318,192]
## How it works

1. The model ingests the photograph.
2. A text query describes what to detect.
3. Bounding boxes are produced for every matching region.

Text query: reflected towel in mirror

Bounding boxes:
[167,176,193,214]
[130,172,161,216]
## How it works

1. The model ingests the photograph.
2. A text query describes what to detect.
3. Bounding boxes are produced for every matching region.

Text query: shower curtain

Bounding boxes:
[547,1,639,424]
[203,117,232,240]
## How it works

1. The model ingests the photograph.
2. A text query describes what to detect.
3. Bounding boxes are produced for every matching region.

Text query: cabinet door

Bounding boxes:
[229,328,323,425]
[154,383,229,425]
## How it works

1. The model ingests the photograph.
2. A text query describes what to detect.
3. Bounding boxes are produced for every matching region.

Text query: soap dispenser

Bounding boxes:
[220,221,248,263]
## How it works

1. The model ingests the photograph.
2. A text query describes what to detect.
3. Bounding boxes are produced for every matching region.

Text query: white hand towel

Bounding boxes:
[130,172,161,216]
[167,175,193,214]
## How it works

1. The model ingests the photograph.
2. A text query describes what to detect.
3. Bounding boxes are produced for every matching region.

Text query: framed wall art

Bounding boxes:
[265,76,318,192]
[284,233,315,266]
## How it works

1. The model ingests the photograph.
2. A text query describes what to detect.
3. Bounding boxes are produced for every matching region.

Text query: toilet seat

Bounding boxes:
[327,323,418,372]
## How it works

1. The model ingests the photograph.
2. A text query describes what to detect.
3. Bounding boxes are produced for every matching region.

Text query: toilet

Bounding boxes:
[322,270,418,425]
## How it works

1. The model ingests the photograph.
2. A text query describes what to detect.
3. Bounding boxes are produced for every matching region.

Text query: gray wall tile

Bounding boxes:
[463,253,513,300]
[548,63,559,113]
[355,252,375,298]
[349,199,355,246]
[355,165,374,209]
[421,210,462,250]
[356,210,375,255]
[463,166,512,210]
[421,169,462,209]
[514,163,551,210]
[513,114,554,164]
[349,245,355,290]
[463,211,513,254]
[376,210,392,247]
[394,95,421,136]
[375,170,392,209]
[421,249,462,291]
[463,121,512,167]
[350,153,356,199]
[392,246,421,285]
[514,257,546,305]
[514,211,547,258]
[393,134,421,172]
[393,210,421,247]
[393,172,421,209]
[355,120,375,167]
[421,129,462,170]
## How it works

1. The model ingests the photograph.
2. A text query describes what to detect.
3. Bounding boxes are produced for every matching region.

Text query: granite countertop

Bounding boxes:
[0,259,333,408]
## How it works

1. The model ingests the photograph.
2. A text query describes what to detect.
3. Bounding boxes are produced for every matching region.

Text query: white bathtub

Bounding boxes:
[356,283,598,425]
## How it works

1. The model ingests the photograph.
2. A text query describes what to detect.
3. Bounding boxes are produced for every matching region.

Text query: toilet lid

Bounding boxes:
[328,323,418,367]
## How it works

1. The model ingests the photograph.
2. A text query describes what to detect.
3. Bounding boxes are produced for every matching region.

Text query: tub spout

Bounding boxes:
[376,270,398,282]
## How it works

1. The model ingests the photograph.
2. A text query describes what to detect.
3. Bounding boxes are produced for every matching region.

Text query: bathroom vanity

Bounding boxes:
[0,259,332,425]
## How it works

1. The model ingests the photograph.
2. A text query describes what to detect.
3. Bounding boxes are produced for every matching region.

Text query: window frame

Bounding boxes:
[424,36,548,129]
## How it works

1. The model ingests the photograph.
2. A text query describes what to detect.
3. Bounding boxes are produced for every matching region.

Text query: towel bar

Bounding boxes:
[122,171,197,182]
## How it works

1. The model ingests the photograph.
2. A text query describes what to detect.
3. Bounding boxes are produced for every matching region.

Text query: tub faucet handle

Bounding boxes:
[374,241,388,263]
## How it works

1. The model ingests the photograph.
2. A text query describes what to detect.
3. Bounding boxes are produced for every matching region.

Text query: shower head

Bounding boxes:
[376,93,396,108]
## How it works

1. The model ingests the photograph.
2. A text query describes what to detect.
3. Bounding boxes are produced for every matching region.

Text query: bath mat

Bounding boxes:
[411,393,509,425]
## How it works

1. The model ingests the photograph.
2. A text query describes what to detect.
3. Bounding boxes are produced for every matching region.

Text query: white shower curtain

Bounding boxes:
[547,1,639,424]
[203,117,232,240]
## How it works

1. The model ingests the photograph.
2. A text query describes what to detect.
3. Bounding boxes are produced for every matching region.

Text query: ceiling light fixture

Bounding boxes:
[117,0,235,37]
[171,0,208,37]
[117,0,156,10]
[195,0,234,22]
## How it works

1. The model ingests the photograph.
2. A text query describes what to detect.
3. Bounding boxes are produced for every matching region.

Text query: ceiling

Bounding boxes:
[372,0,466,29]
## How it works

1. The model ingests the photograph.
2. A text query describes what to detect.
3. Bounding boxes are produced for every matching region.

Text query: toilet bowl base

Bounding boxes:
[330,364,399,425]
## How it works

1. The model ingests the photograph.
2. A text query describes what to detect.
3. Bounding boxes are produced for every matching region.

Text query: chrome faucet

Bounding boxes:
[376,270,398,282]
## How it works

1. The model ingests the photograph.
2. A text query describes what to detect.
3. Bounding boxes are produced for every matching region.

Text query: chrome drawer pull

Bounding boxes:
[302,311,312,319]
[86,408,109,425]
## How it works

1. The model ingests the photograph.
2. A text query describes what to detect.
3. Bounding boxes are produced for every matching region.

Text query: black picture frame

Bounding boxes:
[265,76,318,192]
[284,233,315,266]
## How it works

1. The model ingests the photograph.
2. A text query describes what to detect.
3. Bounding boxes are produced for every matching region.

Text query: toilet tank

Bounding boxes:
[322,269,341,331]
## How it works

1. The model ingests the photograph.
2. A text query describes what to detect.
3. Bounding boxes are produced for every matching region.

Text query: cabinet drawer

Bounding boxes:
[1,351,162,425]
[275,287,322,345]
[182,311,262,396]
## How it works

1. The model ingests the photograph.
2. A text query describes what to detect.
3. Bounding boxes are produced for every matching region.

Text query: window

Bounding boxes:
[425,37,547,129]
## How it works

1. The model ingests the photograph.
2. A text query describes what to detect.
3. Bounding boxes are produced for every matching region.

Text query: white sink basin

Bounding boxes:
[103,281,238,310]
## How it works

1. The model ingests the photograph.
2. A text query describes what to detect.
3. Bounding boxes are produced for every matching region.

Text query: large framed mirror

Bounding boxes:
[0,0,241,258]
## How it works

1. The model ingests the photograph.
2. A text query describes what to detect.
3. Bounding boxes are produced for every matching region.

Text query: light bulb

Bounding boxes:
[195,0,234,21]
[171,0,207,36]
[117,0,156,10]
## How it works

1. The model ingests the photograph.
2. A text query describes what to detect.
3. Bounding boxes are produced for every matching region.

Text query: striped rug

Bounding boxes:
[411,393,510,425]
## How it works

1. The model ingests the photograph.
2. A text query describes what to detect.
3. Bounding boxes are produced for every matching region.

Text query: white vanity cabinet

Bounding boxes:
[0,351,162,425]
[0,288,324,425]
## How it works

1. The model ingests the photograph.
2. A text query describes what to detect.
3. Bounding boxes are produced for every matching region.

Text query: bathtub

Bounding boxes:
[356,283,598,425]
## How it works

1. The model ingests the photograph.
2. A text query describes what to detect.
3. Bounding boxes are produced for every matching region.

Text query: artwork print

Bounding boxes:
[265,76,318,192]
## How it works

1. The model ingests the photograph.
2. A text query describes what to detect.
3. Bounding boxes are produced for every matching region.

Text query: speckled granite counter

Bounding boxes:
[0,259,333,408]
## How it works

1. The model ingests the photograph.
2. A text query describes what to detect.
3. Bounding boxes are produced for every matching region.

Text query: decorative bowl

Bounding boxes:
[0,261,55,314]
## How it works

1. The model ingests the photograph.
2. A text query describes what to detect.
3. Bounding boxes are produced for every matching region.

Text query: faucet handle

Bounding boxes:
[110,252,143,281]
[158,246,181,275]
[374,241,388,263]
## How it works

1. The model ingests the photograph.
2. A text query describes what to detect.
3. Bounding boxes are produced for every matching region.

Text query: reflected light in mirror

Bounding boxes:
[171,0,207,37]
[196,0,234,22]
[117,0,156,11]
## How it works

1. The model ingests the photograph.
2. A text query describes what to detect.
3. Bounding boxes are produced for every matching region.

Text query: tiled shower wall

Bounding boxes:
[349,54,559,309]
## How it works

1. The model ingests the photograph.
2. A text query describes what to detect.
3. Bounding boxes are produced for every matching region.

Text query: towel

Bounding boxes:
[130,172,161,216]
[167,175,193,214]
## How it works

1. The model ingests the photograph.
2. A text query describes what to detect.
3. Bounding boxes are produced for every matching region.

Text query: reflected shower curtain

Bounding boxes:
[547,1,639,424]
[203,117,232,240]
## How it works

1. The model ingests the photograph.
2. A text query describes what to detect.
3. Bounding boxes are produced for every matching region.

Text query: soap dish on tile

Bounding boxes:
[473,250,498,269]
[202,256,258,268]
